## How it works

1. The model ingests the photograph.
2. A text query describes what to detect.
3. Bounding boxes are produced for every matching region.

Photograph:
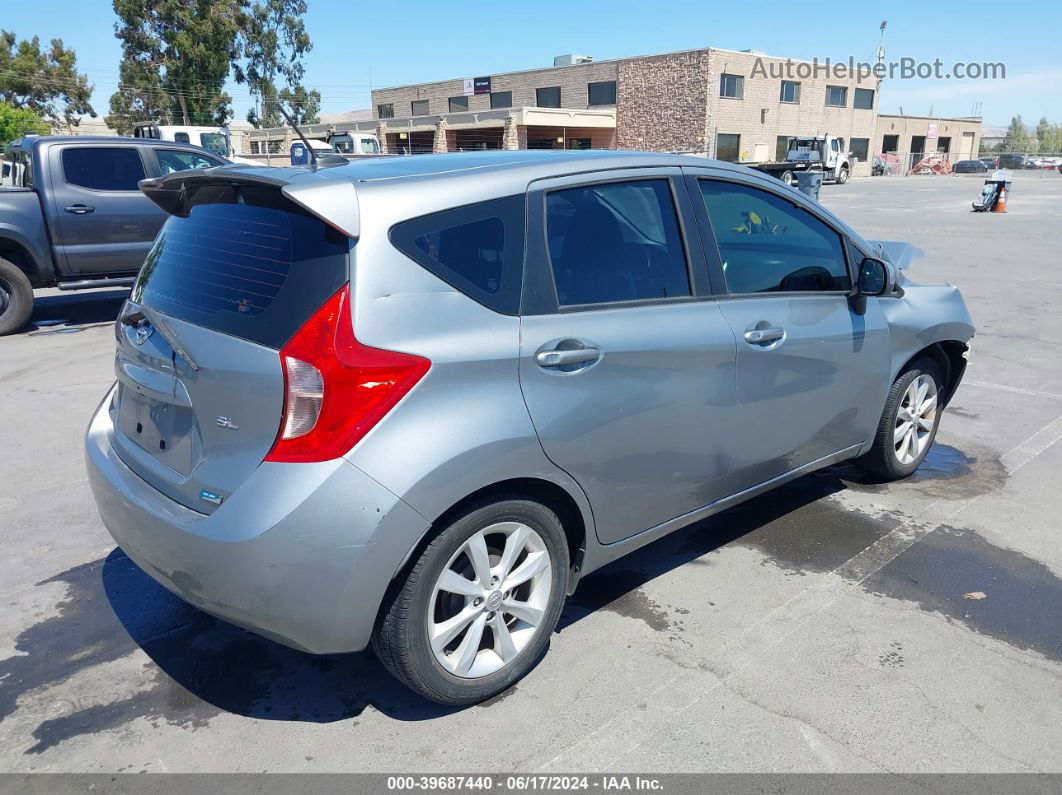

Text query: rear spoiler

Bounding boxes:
[138,167,360,239]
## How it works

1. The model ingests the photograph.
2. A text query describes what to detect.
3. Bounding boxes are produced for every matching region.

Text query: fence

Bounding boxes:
[874,151,1062,176]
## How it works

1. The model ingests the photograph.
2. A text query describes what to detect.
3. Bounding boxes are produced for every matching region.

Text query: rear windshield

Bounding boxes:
[132,188,349,348]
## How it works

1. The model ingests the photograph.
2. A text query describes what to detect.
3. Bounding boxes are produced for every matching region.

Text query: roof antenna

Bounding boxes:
[274,99,347,168]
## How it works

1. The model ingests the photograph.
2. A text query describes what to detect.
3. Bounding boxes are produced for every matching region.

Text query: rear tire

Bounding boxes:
[779,170,794,186]
[836,166,849,184]
[0,257,33,336]
[373,497,569,705]
[856,358,944,480]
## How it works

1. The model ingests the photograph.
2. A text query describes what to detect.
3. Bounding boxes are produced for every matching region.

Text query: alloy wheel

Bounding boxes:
[427,522,552,679]
[894,374,938,465]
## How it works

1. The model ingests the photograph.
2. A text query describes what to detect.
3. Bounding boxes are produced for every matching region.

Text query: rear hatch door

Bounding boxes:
[109,180,351,513]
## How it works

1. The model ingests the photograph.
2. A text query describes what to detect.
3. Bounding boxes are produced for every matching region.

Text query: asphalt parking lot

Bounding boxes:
[1,169,1060,774]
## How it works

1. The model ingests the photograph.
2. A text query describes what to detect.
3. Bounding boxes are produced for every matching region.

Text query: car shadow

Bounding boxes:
[84,466,859,729]
[21,289,128,335]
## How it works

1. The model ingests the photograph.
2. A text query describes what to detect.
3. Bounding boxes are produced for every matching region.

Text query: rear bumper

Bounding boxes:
[85,385,430,654]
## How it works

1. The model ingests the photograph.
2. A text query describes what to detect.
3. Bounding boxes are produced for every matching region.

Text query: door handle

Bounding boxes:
[65,204,95,214]
[535,347,600,368]
[744,327,785,345]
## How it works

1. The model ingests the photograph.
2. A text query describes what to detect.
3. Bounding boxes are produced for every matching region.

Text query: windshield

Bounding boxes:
[331,134,354,153]
[199,132,231,158]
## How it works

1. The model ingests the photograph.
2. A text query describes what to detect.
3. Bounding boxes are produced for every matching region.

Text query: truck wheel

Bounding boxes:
[373,496,569,705]
[0,257,34,336]
[779,170,794,185]
[836,166,849,184]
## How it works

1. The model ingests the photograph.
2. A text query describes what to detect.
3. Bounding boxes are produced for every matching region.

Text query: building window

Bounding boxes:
[850,138,870,162]
[377,103,394,119]
[587,80,617,106]
[853,88,875,110]
[775,136,792,161]
[568,138,592,150]
[780,81,800,104]
[719,73,744,99]
[490,91,512,109]
[267,140,282,154]
[825,86,848,107]
[448,95,469,113]
[882,134,898,153]
[536,86,562,108]
[411,99,429,116]
[716,133,741,162]
[249,141,260,154]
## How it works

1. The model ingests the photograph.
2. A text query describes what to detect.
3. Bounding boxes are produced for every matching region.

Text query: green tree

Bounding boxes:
[0,101,49,146]
[235,0,313,128]
[106,0,243,134]
[1000,115,1031,153]
[0,31,95,125]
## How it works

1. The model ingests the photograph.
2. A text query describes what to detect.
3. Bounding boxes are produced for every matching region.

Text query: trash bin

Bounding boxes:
[290,142,310,166]
[796,171,823,201]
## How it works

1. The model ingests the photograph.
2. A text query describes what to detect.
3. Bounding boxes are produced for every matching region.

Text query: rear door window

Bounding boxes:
[546,179,691,307]
[132,187,350,348]
[390,195,525,314]
[698,179,851,294]
[61,147,145,191]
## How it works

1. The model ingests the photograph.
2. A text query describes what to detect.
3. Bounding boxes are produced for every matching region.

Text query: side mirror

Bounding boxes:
[857,257,889,296]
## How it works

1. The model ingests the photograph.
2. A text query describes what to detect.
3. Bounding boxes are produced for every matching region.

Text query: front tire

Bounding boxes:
[857,358,944,480]
[779,170,794,186]
[373,497,569,705]
[0,257,33,336]
[836,166,849,184]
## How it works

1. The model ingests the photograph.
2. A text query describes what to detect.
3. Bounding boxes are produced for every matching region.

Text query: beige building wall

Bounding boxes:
[372,60,619,118]
[875,113,982,160]
[705,49,880,174]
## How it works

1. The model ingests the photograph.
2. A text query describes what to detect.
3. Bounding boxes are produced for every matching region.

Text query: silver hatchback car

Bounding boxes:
[86,151,973,704]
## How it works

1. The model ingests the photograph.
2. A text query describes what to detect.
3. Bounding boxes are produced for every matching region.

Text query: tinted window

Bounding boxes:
[854,88,875,109]
[716,133,740,162]
[61,147,145,191]
[536,86,561,108]
[173,132,190,143]
[390,195,525,315]
[720,73,743,98]
[699,180,850,294]
[132,189,349,348]
[780,80,800,103]
[156,149,223,175]
[547,179,690,307]
[825,85,848,107]
[411,99,429,115]
[448,95,469,113]
[850,138,870,162]
[587,80,617,106]
[490,91,512,109]
[377,103,394,119]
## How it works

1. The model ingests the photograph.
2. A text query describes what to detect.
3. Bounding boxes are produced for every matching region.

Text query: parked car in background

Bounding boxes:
[85,151,974,705]
[979,156,998,169]
[954,159,989,173]
[0,135,227,334]
[998,153,1028,169]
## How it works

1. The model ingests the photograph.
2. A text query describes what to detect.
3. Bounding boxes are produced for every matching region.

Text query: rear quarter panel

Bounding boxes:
[0,187,56,285]
[342,186,595,563]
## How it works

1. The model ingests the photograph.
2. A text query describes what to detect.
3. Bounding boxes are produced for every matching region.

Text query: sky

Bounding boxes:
[5,0,1060,128]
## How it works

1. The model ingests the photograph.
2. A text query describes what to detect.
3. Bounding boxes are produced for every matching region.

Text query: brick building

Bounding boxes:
[246,47,982,173]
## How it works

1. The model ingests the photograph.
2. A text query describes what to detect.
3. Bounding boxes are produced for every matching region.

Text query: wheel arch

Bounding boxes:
[894,340,968,408]
[0,232,53,287]
[391,476,591,597]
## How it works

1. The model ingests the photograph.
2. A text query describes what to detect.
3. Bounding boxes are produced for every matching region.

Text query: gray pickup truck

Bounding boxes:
[0,135,228,335]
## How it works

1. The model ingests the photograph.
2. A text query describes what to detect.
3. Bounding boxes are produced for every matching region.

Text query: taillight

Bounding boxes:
[265,285,430,464]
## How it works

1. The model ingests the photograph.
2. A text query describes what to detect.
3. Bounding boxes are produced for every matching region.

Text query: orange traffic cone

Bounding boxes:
[993,185,1008,213]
